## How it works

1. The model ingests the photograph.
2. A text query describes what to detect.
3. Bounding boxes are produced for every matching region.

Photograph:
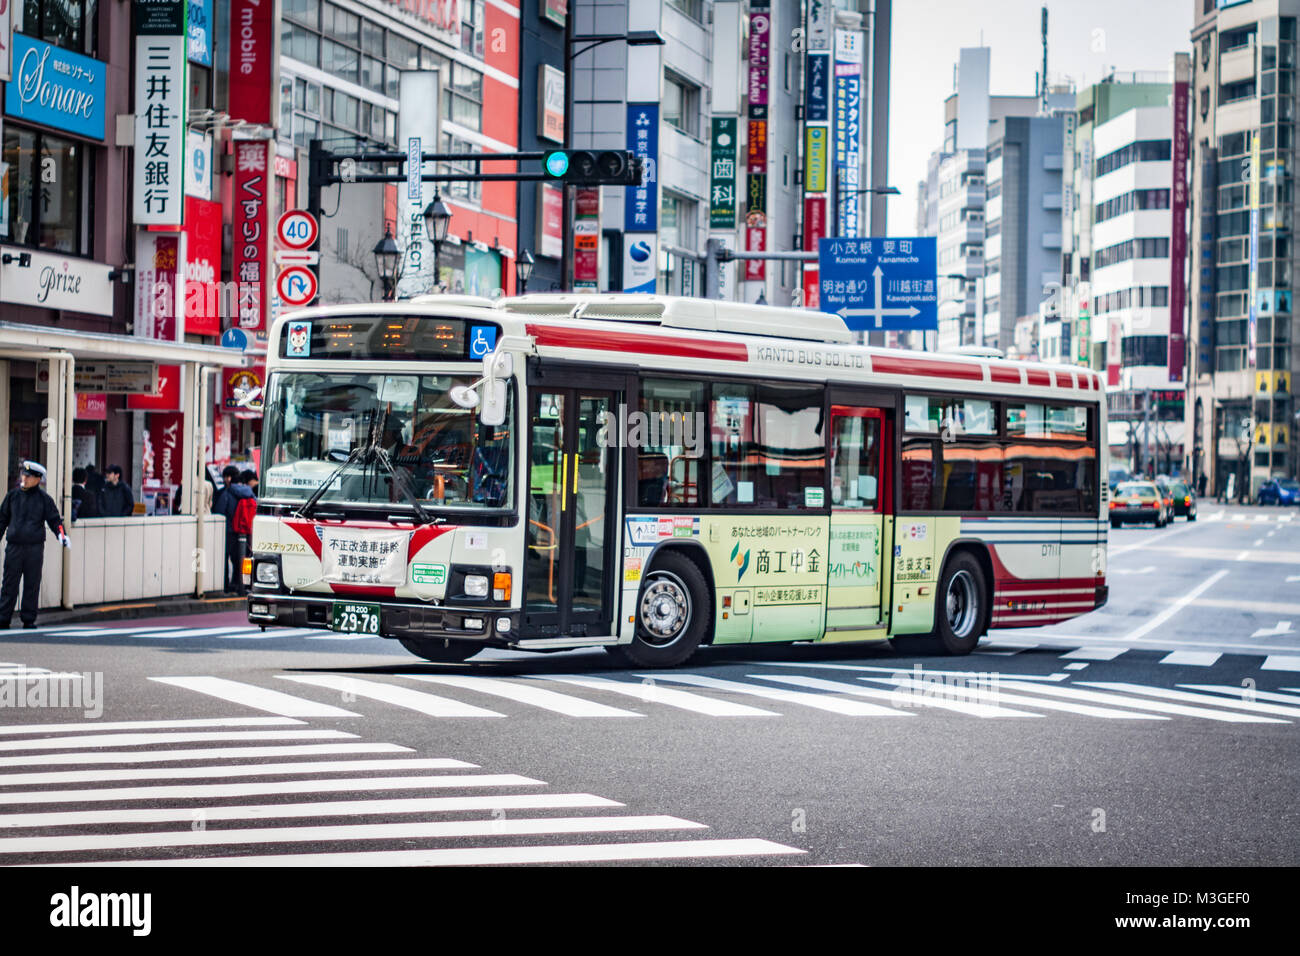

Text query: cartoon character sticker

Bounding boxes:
[287,321,311,357]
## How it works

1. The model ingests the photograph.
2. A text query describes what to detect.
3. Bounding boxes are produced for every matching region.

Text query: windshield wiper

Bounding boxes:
[371,445,439,525]
[295,445,364,520]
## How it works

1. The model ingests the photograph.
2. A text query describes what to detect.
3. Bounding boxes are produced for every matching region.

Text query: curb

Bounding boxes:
[29,595,249,627]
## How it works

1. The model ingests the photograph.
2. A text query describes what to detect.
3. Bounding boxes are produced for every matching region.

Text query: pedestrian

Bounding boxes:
[232,470,259,591]
[0,462,71,629]
[212,465,253,595]
[71,467,101,521]
[99,465,135,517]
[84,463,105,500]
[1197,472,1207,498]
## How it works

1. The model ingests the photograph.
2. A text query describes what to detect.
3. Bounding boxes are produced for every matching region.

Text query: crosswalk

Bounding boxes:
[0,716,804,866]
[129,665,1300,726]
[1202,510,1296,523]
[25,624,371,641]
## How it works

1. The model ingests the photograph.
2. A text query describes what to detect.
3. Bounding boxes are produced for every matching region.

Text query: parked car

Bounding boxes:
[1110,481,1170,528]
[1257,478,1300,506]
[1167,479,1197,520]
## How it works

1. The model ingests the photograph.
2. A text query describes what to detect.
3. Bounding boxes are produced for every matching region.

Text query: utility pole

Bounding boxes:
[1143,387,1153,477]
[704,240,816,300]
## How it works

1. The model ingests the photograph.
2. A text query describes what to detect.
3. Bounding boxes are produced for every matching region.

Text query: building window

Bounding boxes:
[1095,139,1172,176]
[283,0,318,27]
[461,0,485,58]
[387,32,420,70]
[660,192,697,252]
[282,22,320,67]
[440,134,482,204]
[18,0,98,56]
[663,73,701,137]
[443,63,484,132]
[666,0,703,19]
[2,126,92,256]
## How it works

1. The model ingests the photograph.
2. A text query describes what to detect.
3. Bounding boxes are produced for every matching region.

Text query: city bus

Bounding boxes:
[248,294,1108,666]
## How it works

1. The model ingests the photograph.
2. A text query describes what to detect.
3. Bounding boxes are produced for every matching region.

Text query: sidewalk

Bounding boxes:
[28,594,248,627]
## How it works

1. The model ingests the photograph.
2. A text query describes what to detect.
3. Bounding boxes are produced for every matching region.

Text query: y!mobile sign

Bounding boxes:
[229,0,276,125]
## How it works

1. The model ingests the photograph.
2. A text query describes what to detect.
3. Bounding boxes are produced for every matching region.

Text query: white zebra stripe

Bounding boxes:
[0,729,357,752]
[150,677,361,717]
[277,675,506,718]
[0,758,470,789]
[0,743,410,769]
[0,717,303,736]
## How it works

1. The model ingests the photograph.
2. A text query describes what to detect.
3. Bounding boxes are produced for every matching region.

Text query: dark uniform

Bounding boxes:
[0,463,69,629]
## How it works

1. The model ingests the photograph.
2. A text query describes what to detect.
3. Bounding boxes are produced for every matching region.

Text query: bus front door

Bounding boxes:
[523,387,619,639]
[824,405,890,641]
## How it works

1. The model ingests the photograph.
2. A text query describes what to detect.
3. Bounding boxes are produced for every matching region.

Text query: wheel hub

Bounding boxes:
[639,572,692,645]
[946,569,978,639]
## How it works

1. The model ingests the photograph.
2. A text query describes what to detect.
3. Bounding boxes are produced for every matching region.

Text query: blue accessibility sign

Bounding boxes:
[469,325,497,359]
[818,236,938,332]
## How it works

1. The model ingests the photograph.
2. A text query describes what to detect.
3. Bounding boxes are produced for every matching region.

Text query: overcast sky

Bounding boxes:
[886,0,1196,231]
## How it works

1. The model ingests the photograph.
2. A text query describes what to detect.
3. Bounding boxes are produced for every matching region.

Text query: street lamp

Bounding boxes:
[423,192,452,293]
[372,228,401,301]
[515,249,535,294]
[830,168,900,236]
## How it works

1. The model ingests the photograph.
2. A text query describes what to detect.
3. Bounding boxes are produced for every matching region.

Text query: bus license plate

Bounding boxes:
[332,602,380,634]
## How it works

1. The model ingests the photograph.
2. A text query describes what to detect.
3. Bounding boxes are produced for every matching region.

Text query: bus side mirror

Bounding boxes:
[480,380,508,427]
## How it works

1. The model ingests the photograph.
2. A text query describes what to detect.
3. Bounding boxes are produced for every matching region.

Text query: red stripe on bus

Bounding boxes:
[526,323,749,362]
[1025,368,1052,387]
[996,577,1104,592]
[870,355,985,381]
[989,366,1022,385]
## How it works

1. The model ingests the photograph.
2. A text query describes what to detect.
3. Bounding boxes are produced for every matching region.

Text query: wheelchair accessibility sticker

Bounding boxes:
[469,325,497,359]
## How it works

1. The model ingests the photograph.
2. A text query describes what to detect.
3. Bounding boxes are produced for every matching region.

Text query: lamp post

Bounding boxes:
[422,192,451,294]
[372,228,401,301]
[562,29,666,290]
[830,168,899,237]
[516,249,535,295]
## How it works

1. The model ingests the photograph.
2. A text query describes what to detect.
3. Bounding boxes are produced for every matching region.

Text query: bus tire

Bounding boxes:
[398,637,481,664]
[606,551,710,668]
[893,552,987,656]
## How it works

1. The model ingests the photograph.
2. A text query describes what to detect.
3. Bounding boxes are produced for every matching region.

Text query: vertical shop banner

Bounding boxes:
[1247,130,1260,368]
[1108,317,1123,387]
[542,0,567,28]
[745,173,767,281]
[188,0,212,66]
[233,139,272,331]
[710,117,738,229]
[623,235,657,294]
[133,0,187,225]
[805,53,830,122]
[624,103,659,233]
[747,119,767,170]
[803,196,827,251]
[145,412,185,488]
[0,0,12,82]
[229,0,276,125]
[834,30,864,237]
[808,0,832,52]
[805,126,828,192]
[747,5,771,120]
[134,233,184,342]
[538,64,565,142]
[184,195,222,337]
[537,183,563,259]
[574,187,601,292]
[397,71,439,300]
[1168,70,1189,383]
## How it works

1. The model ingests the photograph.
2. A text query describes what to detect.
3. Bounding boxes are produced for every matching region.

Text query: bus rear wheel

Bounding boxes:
[891,552,987,656]
[399,637,481,664]
[605,551,710,668]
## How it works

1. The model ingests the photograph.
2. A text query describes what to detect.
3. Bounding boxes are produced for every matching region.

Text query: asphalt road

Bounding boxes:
[0,504,1297,867]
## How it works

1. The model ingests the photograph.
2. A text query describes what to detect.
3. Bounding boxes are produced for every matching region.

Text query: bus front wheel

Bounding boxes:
[891,552,987,656]
[399,637,481,664]
[606,551,711,668]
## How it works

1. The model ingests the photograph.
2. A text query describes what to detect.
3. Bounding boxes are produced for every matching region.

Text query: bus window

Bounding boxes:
[831,413,880,508]
[710,383,824,509]
[639,378,705,506]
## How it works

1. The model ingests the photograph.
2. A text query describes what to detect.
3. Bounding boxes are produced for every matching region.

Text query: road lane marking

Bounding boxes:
[0,815,707,855]
[534,675,780,716]
[988,631,1300,653]
[1183,685,1300,706]
[1063,662,1089,670]
[1121,569,1230,643]
[1108,521,1204,555]
[150,677,361,717]
[1236,551,1251,561]
[743,661,1070,681]
[1251,622,1294,638]
[1262,655,1300,672]
[0,758,470,789]
[1178,597,1300,615]
[648,673,920,716]
[0,793,622,828]
[402,675,643,717]
[1159,651,1222,666]
[56,839,806,867]
[277,675,506,718]
[129,626,276,639]
[0,743,410,769]
[754,673,1030,718]
[1110,566,1156,575]
[0,729,356,753]
[1060,647,1127,661]
[0,717,304,736]
[1081,682,1300,719]
[986,680,1285,723]
[861,676,1167,720]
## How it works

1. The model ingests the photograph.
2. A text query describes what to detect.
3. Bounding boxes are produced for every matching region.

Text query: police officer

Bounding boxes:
[0,461,70,630]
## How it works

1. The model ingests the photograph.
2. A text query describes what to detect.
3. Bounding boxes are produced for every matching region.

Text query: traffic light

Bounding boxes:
[541,150,642,186]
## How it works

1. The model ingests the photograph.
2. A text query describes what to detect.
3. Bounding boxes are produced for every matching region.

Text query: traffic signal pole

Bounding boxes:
[703,238,815,299]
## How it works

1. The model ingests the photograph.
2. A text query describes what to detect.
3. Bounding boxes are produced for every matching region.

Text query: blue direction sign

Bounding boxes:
[818,236,938,331]
[221,327,249,351]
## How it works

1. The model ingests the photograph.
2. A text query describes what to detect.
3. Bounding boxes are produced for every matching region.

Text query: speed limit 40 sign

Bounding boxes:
[277,210,319,249]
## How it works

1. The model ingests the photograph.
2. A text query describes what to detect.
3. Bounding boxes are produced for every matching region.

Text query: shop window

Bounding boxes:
[19,0,98,56]
[2,126,91,256]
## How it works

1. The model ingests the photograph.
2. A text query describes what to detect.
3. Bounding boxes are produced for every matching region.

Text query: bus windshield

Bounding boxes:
[261,371,513,511]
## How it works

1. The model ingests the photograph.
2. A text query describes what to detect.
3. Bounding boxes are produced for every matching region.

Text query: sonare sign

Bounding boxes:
[5,33,106,140]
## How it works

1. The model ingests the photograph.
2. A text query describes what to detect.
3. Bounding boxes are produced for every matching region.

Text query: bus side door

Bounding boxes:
[823,405,890,641]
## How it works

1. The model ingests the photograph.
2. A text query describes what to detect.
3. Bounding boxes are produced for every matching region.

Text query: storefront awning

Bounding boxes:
[0,322,246,367]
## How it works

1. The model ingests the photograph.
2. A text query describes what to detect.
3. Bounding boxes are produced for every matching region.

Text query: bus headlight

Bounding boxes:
[464,574,489,597]
[255,562,280,586]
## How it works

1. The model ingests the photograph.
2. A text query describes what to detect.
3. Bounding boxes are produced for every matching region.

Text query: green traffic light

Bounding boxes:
[544,152,569,177]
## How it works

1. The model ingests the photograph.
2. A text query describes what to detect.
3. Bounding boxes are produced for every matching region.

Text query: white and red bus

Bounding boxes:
[249,294,1107,666]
